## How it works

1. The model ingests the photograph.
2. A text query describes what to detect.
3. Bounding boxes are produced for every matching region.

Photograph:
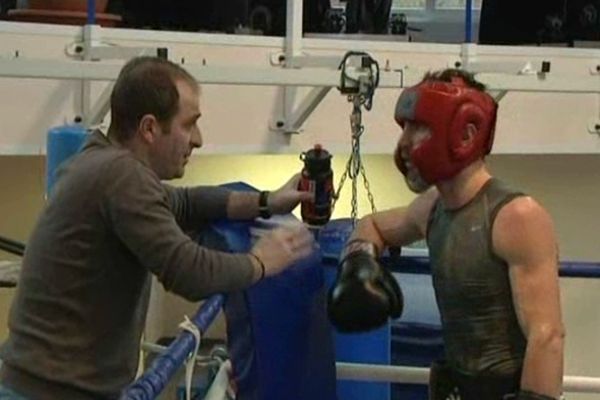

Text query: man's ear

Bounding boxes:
[451,122,479,161]
[139,114,159,144]
[461,123,477,145]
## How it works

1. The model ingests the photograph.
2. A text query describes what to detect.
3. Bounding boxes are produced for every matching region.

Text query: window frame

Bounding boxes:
[391,0,482,12]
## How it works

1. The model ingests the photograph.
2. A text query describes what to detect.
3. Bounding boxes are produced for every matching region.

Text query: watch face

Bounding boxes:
[259,191,271,218]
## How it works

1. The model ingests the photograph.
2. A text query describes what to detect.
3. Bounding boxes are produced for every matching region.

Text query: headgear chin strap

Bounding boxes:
[393,78,497,184]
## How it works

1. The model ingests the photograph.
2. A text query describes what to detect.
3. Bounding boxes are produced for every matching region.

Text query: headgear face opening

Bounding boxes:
[393,78,497,184]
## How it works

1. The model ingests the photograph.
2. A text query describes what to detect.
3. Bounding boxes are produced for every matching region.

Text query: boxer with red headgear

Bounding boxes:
[393,74,497,188]
[327,69,564,400]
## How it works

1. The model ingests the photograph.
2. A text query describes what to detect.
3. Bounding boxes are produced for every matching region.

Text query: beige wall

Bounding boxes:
[1,153,600,399]
[0,156,45,340]
[488,154,600,262]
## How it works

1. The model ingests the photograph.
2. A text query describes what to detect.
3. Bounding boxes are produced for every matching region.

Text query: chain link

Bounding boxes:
[332,95,377,227]
[332,52,380,226]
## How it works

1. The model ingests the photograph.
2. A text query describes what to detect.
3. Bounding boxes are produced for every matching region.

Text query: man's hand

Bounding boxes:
[268,173,314,215]
[249,223,315,280]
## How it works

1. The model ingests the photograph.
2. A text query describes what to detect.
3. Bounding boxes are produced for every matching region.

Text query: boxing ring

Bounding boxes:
[4,169,600,399]
[121,295,228,400]
[123,282,600,400]
[1,2,600,399]
[119,238,600,400]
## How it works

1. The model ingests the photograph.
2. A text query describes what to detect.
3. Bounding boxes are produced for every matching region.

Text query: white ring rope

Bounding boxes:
[141,341,600,395]
[179,315,202,400]
[335,363,600,394]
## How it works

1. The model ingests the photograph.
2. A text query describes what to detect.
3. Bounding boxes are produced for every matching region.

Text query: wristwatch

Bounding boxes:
[258,191,271,219]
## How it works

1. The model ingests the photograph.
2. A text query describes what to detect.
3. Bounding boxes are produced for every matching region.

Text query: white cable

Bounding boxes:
[204,360,234,400]
[179,315,202,400]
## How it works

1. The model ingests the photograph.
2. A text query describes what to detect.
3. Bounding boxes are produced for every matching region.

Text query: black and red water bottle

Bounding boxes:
[299,144,334,227]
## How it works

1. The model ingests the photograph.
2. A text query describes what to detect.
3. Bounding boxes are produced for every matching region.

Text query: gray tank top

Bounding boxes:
[427,178,526,376]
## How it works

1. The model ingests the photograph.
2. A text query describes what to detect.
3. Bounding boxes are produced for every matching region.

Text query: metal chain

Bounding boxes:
[361,162,377,214]
[332,95,377,227]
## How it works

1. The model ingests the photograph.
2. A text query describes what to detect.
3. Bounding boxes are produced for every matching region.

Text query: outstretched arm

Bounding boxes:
[493,196,564,399]
[326,187,438,332]
[351,187,438,253]
[226,173,313,220]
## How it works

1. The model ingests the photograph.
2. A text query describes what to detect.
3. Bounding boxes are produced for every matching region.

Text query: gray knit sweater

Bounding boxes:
[0,131,254,399]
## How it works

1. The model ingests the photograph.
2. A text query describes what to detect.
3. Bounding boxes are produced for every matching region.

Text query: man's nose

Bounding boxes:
[191,126,203,149]
[398,130,411,150]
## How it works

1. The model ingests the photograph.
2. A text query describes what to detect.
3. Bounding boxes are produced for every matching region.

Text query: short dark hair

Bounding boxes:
[421,68,487,92]
[108,56,197,142]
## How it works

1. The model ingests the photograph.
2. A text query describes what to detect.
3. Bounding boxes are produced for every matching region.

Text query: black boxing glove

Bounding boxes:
[327,239,404,333]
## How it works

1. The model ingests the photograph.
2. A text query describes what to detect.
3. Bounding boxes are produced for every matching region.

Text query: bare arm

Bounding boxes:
[351,187,439,253]
[493,197,564,398]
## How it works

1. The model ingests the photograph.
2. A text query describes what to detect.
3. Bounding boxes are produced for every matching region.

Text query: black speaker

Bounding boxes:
[322,8,346,33]
[0,0,16,18]
[122,0,248,32]
[346,0,392,34]
[479,0,566,45]
[566,0,600,40]
[248,0,332,36]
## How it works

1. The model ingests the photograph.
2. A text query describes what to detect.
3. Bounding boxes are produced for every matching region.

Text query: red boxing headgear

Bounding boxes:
[393,78,497,184]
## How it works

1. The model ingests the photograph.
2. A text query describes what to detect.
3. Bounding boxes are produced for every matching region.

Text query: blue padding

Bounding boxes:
[391,322,444,367]
[321,219,444,400]
[319,218,354,260]
[121,295,225,400]
[321,219,392,400]
[323,265,391,400]
[46,125,88,195]
[217,183,337,400]
[391,322,444,400]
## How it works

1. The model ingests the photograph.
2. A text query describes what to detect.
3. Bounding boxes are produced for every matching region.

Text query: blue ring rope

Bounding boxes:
[324,256,600,279]
[464,0,473,43]
[87,0,96,25]
[120,294,225,400]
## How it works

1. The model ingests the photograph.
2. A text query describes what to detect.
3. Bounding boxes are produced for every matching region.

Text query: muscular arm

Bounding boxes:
[493,197,564,398]
[351,188,438,253]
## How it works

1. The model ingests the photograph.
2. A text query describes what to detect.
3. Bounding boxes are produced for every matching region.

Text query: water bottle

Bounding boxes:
[298,144,334,227]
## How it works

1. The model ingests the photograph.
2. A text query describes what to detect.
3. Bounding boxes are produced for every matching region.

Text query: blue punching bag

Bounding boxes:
[46,125,89,195]
[211,183,337,400]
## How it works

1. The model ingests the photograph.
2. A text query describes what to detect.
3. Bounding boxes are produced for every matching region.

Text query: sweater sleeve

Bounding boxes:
[101,159,254,301]
[162,184,231,230]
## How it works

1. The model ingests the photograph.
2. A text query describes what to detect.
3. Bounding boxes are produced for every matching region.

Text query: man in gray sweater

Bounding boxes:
[0,56,315,399]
